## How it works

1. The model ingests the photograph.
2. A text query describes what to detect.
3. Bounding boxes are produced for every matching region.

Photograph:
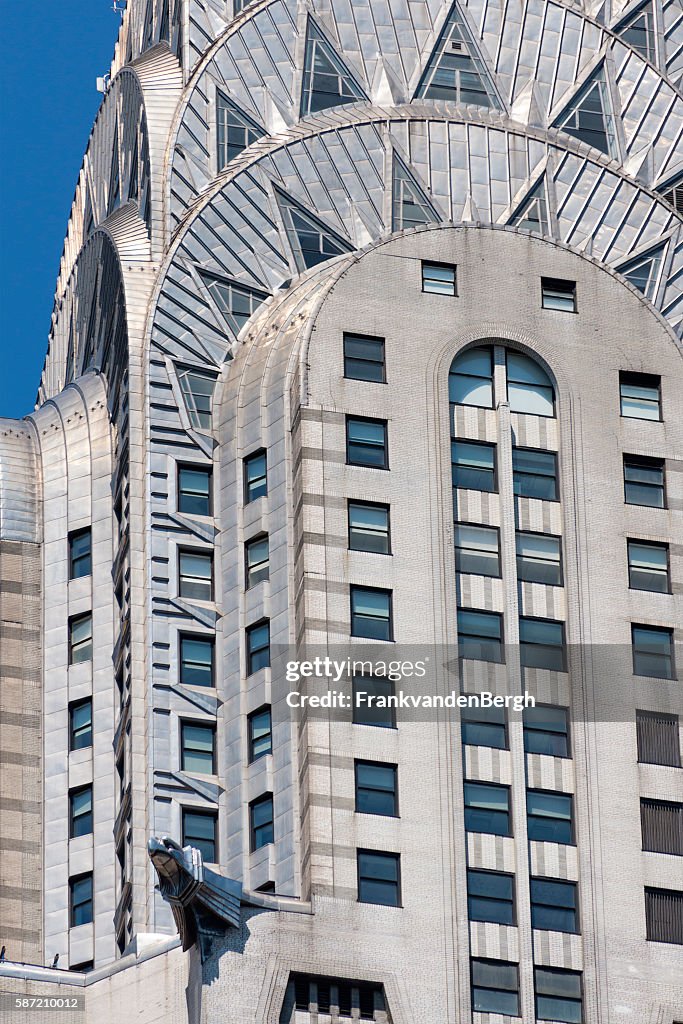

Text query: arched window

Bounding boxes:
[449,346,493,408]
[449,345,554,417]
[506,351,554,416]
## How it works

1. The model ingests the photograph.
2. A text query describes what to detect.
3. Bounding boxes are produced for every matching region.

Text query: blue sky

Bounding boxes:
[0,2,121,419]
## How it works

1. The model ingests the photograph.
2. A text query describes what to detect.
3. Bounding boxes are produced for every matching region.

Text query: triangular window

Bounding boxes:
[275,187,353,272]
[619,243,666,300]
[128,131,139,202]
[615,2,656,64]
[178,367,217,432]
[657,174,683,216]
[510,179,549,234]
[554,67,618,158]
[216,92,264,171]
[200,272,270,334]
[392,156,439,230]
[416,2,501,108]
[108,130,121,215]
[301,21,366,117]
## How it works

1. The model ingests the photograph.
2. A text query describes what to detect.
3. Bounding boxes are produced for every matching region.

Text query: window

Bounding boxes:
[541,277,576,312]
[519,617,566,672]
[179,635,214,688]
[535,967,583,1023]
[352,675,396,728]
[178,466,212,516]
[178,550,213,601]
[454,524,500,577]
[531,878,578,933]
[245,534,269,587]
[250,793,274,850]
[516,531,562,585]
[632,624,675,679]
[181,722,216,774]
[461,704,507,749]
[627,540,669,593]
[300,21,365,117]
[69,613,93,665]
[357,850,401,907]
[464,781,511,836]
[246,620,270,674]
[471,959,519,1015]
[512,447,558,500]
[182,809,217,862]
[178,367,215,431]
[527,790,573,844]
[457,610,503,663]
[355,760,398,816]
[69,874,93,927]
[507,350,555,416]
[69,698,92,751]
[467,870,514,925]
[641,799,683,855]
[620,371,661,420]
[69,786,93,839]
[343,333,385,382]
[624,455,666,507]
[216,90,262,169]
[348,501,390,554]
[645,887,683,944]
[290,974,386,1020]
[452,440,497,493]
[422,261,456,295]
[636,710,680,766]
[350,586,393,641]
[69,528,92,579]
[248,706,272,761]
[523,705,570,757]
[449,346,493,408]
[244,449,267,502]
[346,417,388,469]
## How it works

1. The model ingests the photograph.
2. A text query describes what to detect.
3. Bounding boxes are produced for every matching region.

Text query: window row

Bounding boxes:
[465,782,574,844]
[471,959,582,1021]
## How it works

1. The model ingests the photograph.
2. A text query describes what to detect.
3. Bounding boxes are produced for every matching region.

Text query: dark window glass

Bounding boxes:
[69,529,92,579]
[516,532,562,585]
[636,710,680,766]
[248,707,272,762]
[350,587,392,641]
[69,699,92,751]
[247,620,270,674]
[471,959,519,1015]
[69,786,93,839]
[467,870,514,925]
[244,450,267,502]
[216,90,262,169]
[182,809,217,862]
[343,333,385,382]
[289,973,385,1021]
[541,277,576,312]
[449,346,493,408]
[535,966,583,1023]
[455,524,500,576]
[512,447,558,501]
[181,722,216,774]
[348,501,390,553]
[624,455,665,508]
[641,799,683,855]
[422,261,456,295]
[178,466,212,516]
[245,534,269,587]
[457,609,503,663]
[69,613,93,665]
[452,440,497,493]
[461,704,507,749]
[527,790,573,844]
[464,781,511,836]
[519,617,566,672]
[178,368,215,431]
[355,761,398,816]
[179,635,214,688]
[523,705,570,757]
[178,550,213,601]
[628,540,669,593]
[346,417,388,469]
[352,675,396,728]
[620,371,661,420]
[645,887,683,944]
[531,878,578,932]
[70,874,93,927]
[632,624,675,680]
[250,793,274,850]
[357,850,401,906]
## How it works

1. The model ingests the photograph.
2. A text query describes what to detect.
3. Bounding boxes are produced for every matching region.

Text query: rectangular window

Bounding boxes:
[461,704,507,749]
[541,277,576,312]
[452,440,496,493]
[527,790,573,845]
[178,550,213,601]
[531,878,578,933]
[632,624,675,680]
[355,760,398,816]
[535,967,583,1023]
[350,586,393,641]
[69,613,93,665]
[641,799,683,855]
[523,705,570,757]
[422,261,456,296]
[519,616,566,672]
[516,531,562,585]
[357,850,401,907]
[69,528,92,579]
[346,417,388,469]
[467,870,514,925]
[627,540,669,593]
[69,874,93,927]
[246,620,270,674]
[182,809,217,862]
[471,959,519,1016]
[248,706,272,762]
[513,447,558,501]
[636,710,680,766]
[245,534,269,588]
[343,333,385,382]
[624,455,666,507]
[620,371,661,420]
[69,698,92,751]
[250,793,274,850]
[348,501,390,553]
[181,721,216,774]
[454,524,500,577]
[457,609,504,664]
[645,887,683,944]
[69,785,93,839]
[178,465,212,516]
[244,449,267,502]
[352,675,396,728]
[179,635,214,688]
[464,781,511,836]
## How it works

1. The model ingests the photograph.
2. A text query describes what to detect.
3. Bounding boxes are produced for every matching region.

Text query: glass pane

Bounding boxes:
[472,988,518,1014]
[465,782,508,811]
[520,617,563,647]
[180,637,213,686]
[536,967,582,998]
[450,375,493,407]
[508,380,554,416]
[462,720,507,749]
[359,852,398,881]
[468,870,513,900]
[469,895,514,924]
[458,610,502,640]
[353,677,395,727]
[472,959,518,990]
[536,996,582,1023]
[352,589,390,618]
[527,791,571,819]
[455,524,499,553]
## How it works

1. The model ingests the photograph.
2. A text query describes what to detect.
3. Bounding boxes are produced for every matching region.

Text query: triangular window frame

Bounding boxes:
[415,2,502,109]
[617,241,668,302]
[216,91,265,172]
[300,19,367,118]
[614,1,657,65]
[553,65,619,160]
[274,184,353,273]
[199,270,271,336]
[392,154,440,231]
[509,177,550,235]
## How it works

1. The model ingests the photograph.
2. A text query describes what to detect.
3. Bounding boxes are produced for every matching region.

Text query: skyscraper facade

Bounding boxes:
[0,0,682,1020]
